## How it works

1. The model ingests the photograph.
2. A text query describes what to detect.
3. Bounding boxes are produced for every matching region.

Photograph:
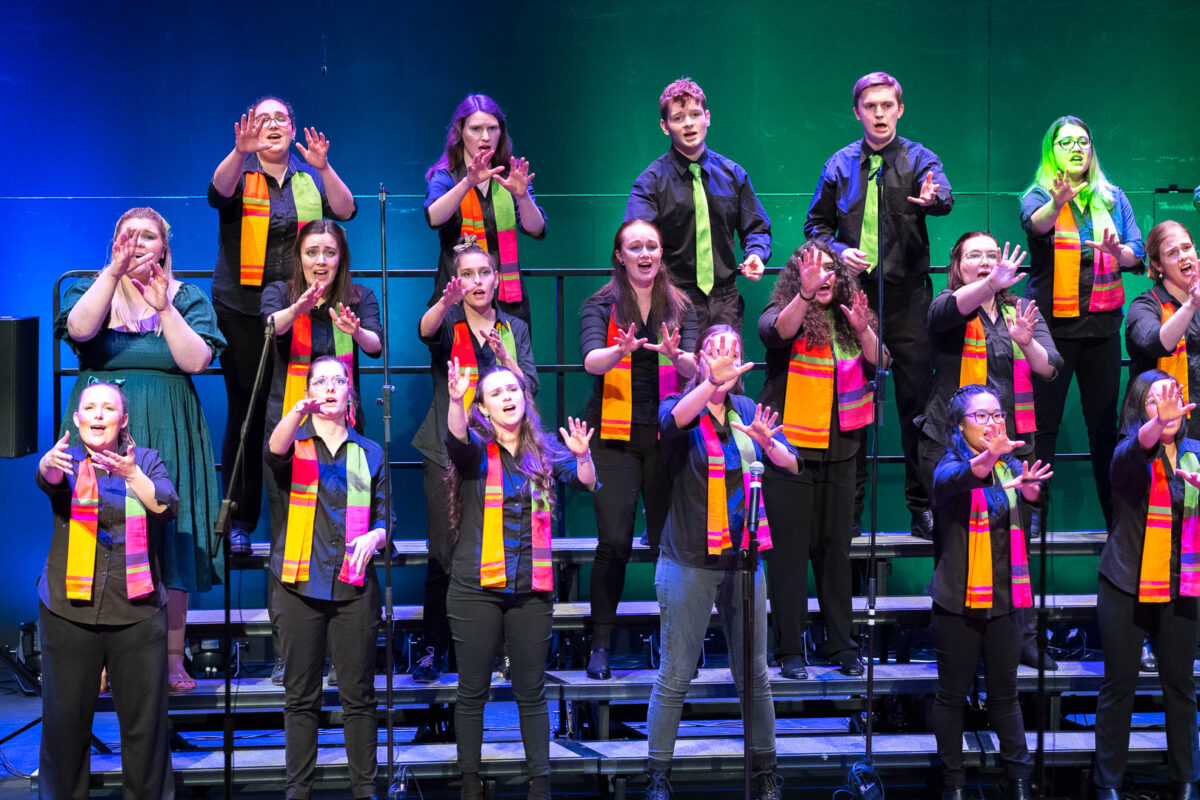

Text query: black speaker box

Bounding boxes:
[0,316,38,458]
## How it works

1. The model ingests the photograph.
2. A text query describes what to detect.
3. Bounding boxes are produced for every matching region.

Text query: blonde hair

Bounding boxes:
[104,207,180,335]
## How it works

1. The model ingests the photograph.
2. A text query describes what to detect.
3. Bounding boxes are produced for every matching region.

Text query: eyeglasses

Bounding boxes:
[964,410,1006,425]
[258,114,291,128]
[961,251,1001,264]
[1054,137,1091,151]
[310,376,349,389]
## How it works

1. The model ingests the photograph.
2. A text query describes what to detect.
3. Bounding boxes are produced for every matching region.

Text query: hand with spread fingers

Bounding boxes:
[466,148,505,187]
[131,263,171,312]
[447,357,472,403]
[907,171,941,206]
[330,303,361,336]
[39,432,75,482]
[1002,459,1054,502]
[293,280,325,316]
[1050,170,1086,208]
[1006,301,1040,348]
[558,416,594,457]
[495,157,535,198]
[840,289,872,334]
[234,112,270,155]
[645,323,682,362]
[730,403,784,450]
[701,337,754,389]
[295,127,333,170]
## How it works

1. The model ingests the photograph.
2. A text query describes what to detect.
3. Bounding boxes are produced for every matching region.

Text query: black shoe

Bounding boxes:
[1140,640,1158,672]
[941,788,966,800]
[527,774,551,800]
[1174,781,1200,800]
[753,769,783,800]
[460,772,483,800]
[645,768,672,800]
[229,528,252,556]
[1019,645,1058,671]
[586,648,611,680]
[411,646,442,683]
[911,509,934,540]
[327,663,337,687]
[779,654,809,680]
[837,651,864,677]
[271,657,285,685]
[1000,776,1033,800]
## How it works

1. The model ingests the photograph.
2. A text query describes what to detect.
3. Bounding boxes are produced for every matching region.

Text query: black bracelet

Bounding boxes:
[800,291,816,302]
[708,375,723,387]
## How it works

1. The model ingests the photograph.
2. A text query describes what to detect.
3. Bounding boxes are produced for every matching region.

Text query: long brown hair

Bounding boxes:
[444,366,563,540]
[769,239,870,351]
[287,219,361,309]
[588,219,692,332]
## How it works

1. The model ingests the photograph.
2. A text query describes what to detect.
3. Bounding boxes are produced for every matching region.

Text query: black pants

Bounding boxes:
[215,306,270,529]
[1095,575,1200,789]
[764,457,856,660]
[421,458,454,655]
[589,422,670,649]
[863,275,933,516]
[1032,332,1120,527]
[931,604,1029,787]
[447,582,552,777]
[39,603,173,800]
[685,282,745,337]
[271,574,381,799]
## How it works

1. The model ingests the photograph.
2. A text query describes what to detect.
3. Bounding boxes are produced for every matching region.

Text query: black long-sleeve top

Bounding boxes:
[920,290,1062,445]
[930,451,1033,618]
[37,445,178,625]
[265,421,392,601]
[625,147,772,293]
[1125,283,1200,439]
[578,294,699,429]
[1102,435,1200,599]
[804,135,952,285]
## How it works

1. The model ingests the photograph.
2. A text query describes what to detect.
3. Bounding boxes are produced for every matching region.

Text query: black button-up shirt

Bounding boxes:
[1125,283,1200,439]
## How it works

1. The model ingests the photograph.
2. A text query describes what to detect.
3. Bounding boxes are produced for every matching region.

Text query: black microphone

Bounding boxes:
[747,460,764,534]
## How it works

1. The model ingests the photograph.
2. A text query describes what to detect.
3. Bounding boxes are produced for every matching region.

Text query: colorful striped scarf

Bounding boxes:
[67,456,153,601]
[240,170,322,286]
[781,313,873,449]
[965,461,1032,610]
[280,438,372,586]
[282,312,354,419]
[1158,301,1190,407]
[480,442,553,590]
[600,307,679,441]
[699,408,773,555]
[450,319,516,411]
[1050,200,1122,318]
[460,181,522,303]
[1140,450,1200,602]
[958,307,1036,433]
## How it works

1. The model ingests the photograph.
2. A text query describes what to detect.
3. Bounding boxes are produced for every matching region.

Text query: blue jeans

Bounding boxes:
[647,555,776,770]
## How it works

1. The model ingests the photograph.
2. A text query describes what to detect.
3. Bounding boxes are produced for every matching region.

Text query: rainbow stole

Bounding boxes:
[781,315,873,449]
[450,319,516,411]
[699,409,773,555]
[600,307,679,441]
[1050,200,1122,317]
[67,457,154,601]
[1140,450,1200,602]
[280,439,372,586]
[480,442,552,590]
[282,312,355,421]
[958,308,1036,433]
[965,461,1032,610]
[1158,301,1190,407]
[459,181,522,303]
[240,170,321,286]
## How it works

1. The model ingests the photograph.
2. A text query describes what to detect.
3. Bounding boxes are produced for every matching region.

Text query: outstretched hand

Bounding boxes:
[613,324,648,357]
[1050,170,1086,208]
[980,425,1024,458]
[441,276,468,306]
[558,416,594,457]
[1002,459,1054,501]
[466,149,505,187]
[1150,380,1195,424]
[495,157,535,197]
[447,357,471,403]
[294,280,325,316]
[295,128,331,170]
[1084,227,1125,261]
[907,171,940,206]
[109,229,158,280]
[798,246,832,298]
[839,289,871,334]
[90,446,136,481]
[291,396,324,417]
[130,262,171,312]
[1006,301,1039,347]
[729,403,783,450]
[985,242,1028,292]
[644,323,682,362]
[39,432,74,480]
[701,336,754,389]
[329,303,361,336]
[233,112,270,155]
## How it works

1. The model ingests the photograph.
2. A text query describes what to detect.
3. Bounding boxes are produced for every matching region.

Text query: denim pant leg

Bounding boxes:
[717,564,776,768]
[647,556,722,768]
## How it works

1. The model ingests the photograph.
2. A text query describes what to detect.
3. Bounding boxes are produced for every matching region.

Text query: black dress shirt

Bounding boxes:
[37,446,178,625]
[625,148,772,293]
[579,294,699,429]
[804,135,952,285]
[265,422,392,601]
[1125,284,1200,439]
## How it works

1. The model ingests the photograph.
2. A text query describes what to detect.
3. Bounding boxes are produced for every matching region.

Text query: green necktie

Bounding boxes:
[860,153,883,274]
[689,161,714,295]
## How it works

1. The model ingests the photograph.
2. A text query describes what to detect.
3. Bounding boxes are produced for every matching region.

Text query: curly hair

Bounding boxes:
[769,240,871,351]
[659,78,706,120]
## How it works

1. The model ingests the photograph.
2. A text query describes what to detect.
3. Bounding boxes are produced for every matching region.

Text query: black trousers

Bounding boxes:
[215,306,270,529]
[1032,332,1120,527]
[931,604,1029,787]
[38,603,173,800]
[421,458,454,656]
[271,574,381,799]
[763,457,856,660]
[863,275,933,516]
[1094,575,1200,789]
[447,582,552,777]
[684,282,745,337]
[589,422,670,649]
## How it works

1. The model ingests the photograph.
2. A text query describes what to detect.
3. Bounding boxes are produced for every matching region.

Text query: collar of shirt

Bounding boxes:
[241,151,300,184]
[1152,281,1181,309]
[294,417,371,456]
[669,146,709,178]
[858,135,903,170]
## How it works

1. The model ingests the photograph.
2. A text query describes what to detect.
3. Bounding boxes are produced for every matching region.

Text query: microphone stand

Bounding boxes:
[1034,498,1050,794]
[212,316,275,800]
[741,461,765,800]
[378,184,397,797]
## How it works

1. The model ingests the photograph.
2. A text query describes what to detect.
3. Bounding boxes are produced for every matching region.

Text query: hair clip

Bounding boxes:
[453,235,479,253]
[87,376,126,388]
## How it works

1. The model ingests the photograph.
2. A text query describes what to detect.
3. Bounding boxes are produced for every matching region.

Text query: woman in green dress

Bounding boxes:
[56,207,226,692]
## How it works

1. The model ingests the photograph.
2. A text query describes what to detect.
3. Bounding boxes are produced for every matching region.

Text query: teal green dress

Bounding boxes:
[56,278,227,593]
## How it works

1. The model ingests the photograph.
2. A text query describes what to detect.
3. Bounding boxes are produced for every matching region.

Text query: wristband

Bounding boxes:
[708,375,724,387]
[800,291,816,302]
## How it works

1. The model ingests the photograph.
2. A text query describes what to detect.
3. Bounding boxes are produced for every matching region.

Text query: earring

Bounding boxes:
[481,410,490,418]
